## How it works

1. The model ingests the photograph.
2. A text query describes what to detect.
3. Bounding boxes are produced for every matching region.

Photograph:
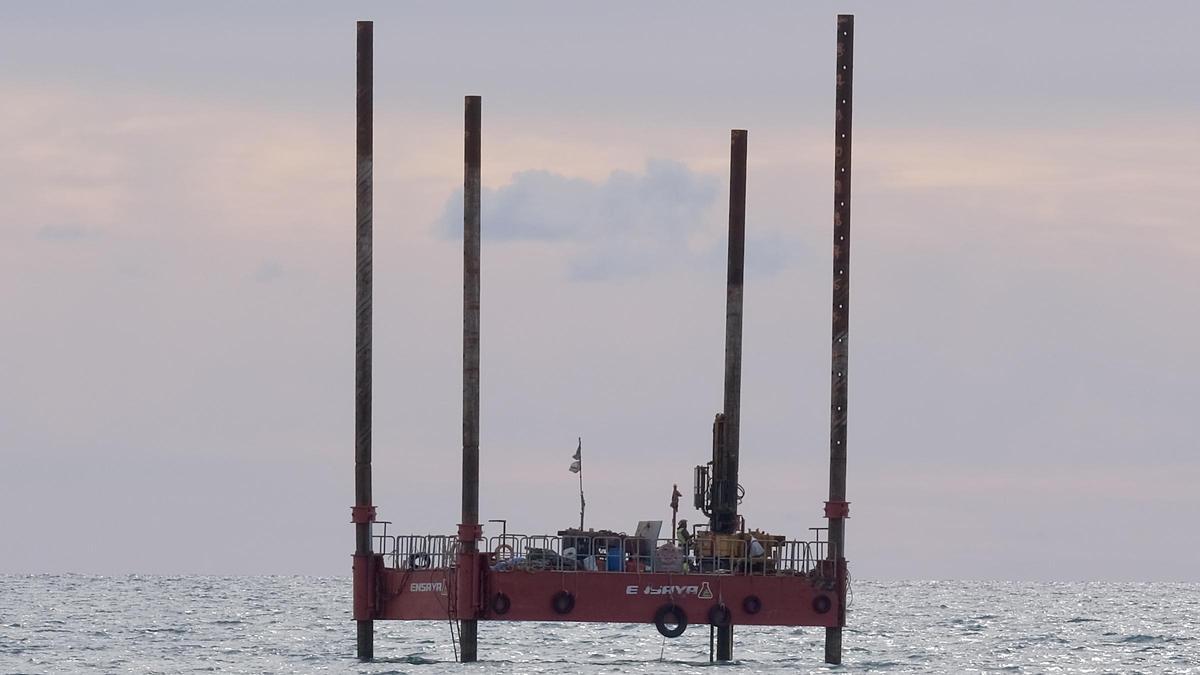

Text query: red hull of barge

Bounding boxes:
[355,554,846,630]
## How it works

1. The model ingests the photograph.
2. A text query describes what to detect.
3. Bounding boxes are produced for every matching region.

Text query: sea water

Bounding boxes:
[2,576,1196,673]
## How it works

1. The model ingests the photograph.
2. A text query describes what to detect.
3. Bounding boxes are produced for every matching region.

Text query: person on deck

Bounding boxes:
[676,520,695,572]
[676,520,693,549]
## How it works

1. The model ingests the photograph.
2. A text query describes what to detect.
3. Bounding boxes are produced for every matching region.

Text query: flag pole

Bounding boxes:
[577,437,585,530]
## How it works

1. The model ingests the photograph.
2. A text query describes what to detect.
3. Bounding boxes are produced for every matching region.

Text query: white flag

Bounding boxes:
[569,438,582,472]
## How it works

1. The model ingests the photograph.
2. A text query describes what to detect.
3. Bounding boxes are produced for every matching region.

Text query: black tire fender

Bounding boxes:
[742,594,762,615]
[654,603,688,638]
[812,593,833,615]
[707,603,733,628]
[491,592,511,615]
[551,590,575,615]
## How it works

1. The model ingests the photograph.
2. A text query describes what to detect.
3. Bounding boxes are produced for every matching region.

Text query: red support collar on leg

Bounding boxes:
[824,501,850,519]
[351,505,377,523]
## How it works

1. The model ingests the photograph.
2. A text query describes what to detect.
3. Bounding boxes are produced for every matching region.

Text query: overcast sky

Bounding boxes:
[2,1,1197,581]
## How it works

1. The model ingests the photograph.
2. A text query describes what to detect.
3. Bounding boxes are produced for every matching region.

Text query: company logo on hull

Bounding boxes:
[410,581,446,594]
[626,581,713,599]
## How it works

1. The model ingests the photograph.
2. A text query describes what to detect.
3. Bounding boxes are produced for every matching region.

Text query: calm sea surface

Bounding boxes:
[1,576,1196,674]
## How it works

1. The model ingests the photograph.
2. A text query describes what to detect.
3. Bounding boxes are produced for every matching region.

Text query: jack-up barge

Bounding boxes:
[351,15,857,666]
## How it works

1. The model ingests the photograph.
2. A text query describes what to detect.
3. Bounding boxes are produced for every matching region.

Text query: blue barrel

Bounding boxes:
[606,546,622,571]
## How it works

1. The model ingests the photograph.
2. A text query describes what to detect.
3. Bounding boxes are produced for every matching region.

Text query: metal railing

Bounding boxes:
[486,533,827,576]
[370,521,395,564]
[372,525,472,571]
[373,526,832,578]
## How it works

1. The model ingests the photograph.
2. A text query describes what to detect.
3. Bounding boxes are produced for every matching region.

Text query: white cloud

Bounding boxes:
[436,160,722,280]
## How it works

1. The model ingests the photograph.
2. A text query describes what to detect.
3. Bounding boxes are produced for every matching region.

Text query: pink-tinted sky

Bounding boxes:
[2,1,1197,580]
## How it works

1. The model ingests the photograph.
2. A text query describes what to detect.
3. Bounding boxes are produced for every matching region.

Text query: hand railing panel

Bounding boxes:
[374,529,831,577]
